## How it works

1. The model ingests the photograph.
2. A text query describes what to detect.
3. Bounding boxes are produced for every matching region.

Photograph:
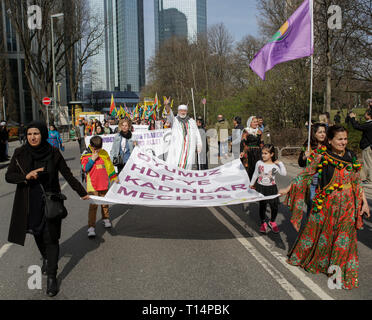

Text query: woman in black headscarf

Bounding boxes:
[5,121,90,297]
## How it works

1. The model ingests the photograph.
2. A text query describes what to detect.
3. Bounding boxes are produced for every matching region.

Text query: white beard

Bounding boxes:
[178,114,187,119]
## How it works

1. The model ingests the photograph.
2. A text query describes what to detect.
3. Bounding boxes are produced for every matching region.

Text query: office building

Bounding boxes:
[154,0,207,50]
[106,0,145,93]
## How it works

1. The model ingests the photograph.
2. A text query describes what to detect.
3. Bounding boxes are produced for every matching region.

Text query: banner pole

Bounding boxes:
[307,55,314,152]
[191,88,200,170]
[307,0,314,152]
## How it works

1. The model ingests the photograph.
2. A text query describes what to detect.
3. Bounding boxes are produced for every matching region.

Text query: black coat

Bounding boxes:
[5,146,87,246]
[350,118,372,150]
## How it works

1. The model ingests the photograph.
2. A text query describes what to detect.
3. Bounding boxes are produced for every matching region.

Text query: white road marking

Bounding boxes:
[112,209,130,227]
[220,206,335,300]
[208,207,305,300]
[0,243,13,259]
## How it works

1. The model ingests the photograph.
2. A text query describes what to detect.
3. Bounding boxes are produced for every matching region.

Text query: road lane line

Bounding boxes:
[0,243,13,259]
[208,207,305,300]
[112,209,130,227]
[220,206,334,300]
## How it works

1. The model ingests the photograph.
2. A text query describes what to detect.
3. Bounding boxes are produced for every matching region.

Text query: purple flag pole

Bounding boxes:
[307,0,314,152]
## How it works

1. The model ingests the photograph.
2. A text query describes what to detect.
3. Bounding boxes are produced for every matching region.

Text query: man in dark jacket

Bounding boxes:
[0,122,8,161]
[350,109,372,183]
[19,123,26,145]
[231,116,244,159]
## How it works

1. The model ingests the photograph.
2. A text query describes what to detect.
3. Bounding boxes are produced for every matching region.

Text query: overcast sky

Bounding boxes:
[144,0,260,66]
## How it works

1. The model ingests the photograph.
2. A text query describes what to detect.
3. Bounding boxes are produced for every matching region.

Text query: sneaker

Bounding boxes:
[259,222,268,234]
[87,227,96,238]
[268,221,280,233]
[103,219,112,228]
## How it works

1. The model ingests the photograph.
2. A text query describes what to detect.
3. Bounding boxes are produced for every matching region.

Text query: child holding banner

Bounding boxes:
[250,144,287,234]
[81,136,118,238]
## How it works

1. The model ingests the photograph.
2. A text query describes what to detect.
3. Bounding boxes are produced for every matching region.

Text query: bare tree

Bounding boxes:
[4,0,105,122]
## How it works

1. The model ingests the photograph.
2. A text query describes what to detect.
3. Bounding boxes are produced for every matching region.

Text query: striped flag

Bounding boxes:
[109,94,116,116]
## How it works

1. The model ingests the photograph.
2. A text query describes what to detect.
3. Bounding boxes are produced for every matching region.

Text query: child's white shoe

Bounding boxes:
[103,219,112,228]
[87,227,96,238]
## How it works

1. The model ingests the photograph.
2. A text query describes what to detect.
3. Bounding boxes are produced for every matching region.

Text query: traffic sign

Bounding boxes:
[42,97,52,106]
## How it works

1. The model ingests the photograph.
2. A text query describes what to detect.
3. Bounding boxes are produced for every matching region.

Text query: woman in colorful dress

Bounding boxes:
[280,125,370,289]
[47,124,64,151]
[298,123,327,168]
[298,123,327,221]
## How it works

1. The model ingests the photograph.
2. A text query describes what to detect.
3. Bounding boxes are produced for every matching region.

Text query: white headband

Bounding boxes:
[178,105,188,111]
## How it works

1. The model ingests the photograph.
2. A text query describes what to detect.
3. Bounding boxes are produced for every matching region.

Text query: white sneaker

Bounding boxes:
[87,227,96,238]
[103,219,112,228]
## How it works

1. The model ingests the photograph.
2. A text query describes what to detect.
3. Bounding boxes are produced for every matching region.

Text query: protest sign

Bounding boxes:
[90,147,279,207]
[85,129,172,157]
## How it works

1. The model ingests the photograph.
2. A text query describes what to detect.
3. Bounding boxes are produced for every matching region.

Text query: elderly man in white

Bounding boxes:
[165,98,202,170]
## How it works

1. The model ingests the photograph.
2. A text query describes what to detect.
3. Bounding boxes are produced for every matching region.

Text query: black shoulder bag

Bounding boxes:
[40,183,68,220]
[16,157,68,220]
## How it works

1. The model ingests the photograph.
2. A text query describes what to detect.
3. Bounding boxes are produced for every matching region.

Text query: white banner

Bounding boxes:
[133,125,149,131]
[85,129,172,157]
[90,147,279,208]
[133,129,172,156]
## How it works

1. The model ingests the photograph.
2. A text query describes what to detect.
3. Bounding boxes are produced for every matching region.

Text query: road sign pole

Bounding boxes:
[2,96,6,121]
[47,105,49,128]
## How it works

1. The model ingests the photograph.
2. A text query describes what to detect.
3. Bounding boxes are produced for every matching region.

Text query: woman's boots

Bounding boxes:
[47,276,58,297]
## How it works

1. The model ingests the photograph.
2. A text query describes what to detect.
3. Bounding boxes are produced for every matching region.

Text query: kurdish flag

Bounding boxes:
[109,94,116,116]
[250,0,314,80]
[154,93,160,112]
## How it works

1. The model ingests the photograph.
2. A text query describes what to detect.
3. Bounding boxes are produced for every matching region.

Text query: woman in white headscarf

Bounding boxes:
[240,116,263,180]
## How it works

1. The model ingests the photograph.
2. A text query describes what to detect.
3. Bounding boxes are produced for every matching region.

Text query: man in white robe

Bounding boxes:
[165,100,202,170]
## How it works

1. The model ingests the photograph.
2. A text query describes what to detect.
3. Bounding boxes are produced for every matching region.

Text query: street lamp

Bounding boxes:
[51,13,64,127]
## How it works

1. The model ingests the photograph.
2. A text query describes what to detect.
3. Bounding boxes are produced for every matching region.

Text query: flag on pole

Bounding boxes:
[112,107,118,118]
[119,106,125,118]
[134,104,139,118]
[109,94,116,115]
[249,0,314,80]
[154,93,160,113]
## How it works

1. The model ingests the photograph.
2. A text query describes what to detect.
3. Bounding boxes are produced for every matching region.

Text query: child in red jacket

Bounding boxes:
[81,136,118,238]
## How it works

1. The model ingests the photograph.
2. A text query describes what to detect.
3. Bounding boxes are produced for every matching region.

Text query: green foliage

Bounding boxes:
[344,123,363,154]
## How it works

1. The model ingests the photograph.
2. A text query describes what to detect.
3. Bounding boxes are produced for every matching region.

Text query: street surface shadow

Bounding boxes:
[58,227,105,283]
[57,204,137,282]
[230,202,299,252]
[110,205,242,241]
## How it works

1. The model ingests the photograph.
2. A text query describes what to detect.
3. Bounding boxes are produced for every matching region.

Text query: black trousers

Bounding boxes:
[259,200,279,223]
[77,138,86,154]
[34,224,59,277]
[256,184,279,223]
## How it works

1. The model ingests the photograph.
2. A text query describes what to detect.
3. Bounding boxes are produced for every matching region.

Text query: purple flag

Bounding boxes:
[250,0,313,80]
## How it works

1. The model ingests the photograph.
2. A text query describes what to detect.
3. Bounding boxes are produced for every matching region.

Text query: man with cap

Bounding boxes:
[165,97,202,170]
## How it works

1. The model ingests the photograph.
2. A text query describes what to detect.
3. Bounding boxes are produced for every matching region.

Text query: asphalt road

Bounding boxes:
[0,141,371,300]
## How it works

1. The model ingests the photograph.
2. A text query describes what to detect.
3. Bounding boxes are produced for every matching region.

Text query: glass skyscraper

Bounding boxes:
[154,0,207,50]
[86,0,145,94]
[104,0,145,93]
[1,0,33,123]
[87,0,109,92]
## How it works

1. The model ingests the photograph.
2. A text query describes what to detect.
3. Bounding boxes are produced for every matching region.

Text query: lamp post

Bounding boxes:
[51,13,64,127]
